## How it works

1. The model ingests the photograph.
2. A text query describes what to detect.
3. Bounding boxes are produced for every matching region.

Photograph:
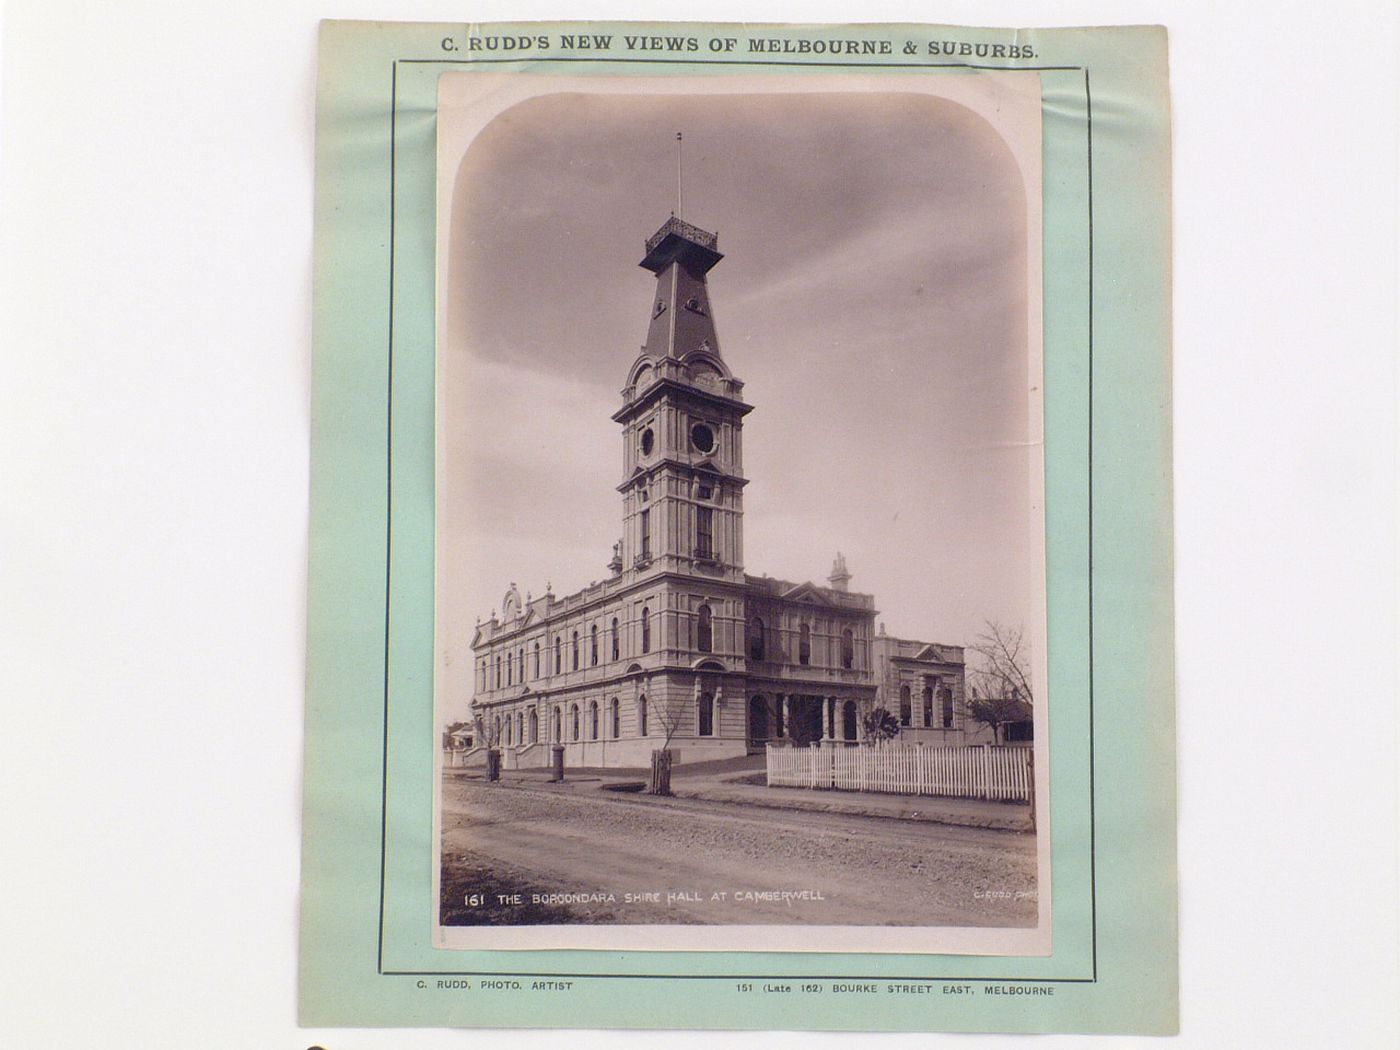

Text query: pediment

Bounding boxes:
[779,581,837,606]
[910,643,960,664]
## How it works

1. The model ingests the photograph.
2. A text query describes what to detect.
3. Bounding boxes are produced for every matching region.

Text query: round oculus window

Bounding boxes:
[690,423,715,453]
[639,428,654,456]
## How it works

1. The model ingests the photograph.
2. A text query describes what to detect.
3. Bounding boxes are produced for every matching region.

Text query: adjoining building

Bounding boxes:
[462,214,989,769]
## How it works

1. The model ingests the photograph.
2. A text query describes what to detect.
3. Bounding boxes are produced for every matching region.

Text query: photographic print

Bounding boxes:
[301,20,1177,1032]
[433,72,1050,955]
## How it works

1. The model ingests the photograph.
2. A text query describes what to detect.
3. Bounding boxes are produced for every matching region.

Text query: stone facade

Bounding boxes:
[871,634,993,746]
[462,215,974,769]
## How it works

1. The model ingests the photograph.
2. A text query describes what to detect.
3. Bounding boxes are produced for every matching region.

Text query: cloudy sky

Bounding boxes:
[437,79,1041,714]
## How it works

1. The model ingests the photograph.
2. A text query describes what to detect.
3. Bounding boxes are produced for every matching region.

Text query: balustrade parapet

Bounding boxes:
[646,216,718,253]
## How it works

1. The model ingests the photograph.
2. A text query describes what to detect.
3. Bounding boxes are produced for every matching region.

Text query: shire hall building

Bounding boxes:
[461,214,984,769]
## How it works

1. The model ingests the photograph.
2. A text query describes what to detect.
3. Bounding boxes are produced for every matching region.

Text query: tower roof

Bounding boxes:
[639,216,725,363]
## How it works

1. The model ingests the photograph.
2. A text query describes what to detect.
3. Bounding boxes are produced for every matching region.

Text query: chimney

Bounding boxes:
[828,551,851,592]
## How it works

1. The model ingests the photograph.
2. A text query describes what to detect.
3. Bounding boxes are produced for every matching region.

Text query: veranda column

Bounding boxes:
[781,694,790,740]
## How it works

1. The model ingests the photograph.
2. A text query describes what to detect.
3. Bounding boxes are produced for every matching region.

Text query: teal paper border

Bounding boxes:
[301,20,1175,1034]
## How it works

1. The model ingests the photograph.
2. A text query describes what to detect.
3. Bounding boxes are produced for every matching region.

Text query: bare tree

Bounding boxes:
[967,620,1033,704]
[646,689,692,796]
[966,620,1034,744]
[471,705,504,781]
[470,707,502,749]
[652,694,690,749]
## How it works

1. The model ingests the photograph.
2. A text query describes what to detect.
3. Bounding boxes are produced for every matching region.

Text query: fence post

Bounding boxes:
[1026,748,1036,830]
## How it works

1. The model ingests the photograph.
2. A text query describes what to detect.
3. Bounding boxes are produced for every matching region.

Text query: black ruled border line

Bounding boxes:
[376,56,1097,985]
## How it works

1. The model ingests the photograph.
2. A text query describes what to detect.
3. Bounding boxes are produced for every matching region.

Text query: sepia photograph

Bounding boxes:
[432,72,1050,955]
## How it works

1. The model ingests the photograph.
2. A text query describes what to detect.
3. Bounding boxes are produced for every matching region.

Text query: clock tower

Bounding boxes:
[613,215,752,586]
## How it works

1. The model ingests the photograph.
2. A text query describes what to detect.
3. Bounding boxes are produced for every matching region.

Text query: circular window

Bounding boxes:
[690,423,715,453]
[640,428,654,456]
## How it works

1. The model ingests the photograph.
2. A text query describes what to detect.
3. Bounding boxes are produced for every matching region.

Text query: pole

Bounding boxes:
[676,131,683,217]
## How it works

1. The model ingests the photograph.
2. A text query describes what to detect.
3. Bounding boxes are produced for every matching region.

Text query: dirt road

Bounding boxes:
[441,779,1036,927]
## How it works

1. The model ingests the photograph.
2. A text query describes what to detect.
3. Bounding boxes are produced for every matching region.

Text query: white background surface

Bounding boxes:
[2,2,1396,1047]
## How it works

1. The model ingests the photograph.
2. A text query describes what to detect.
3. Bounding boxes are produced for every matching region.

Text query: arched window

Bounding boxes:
[749,618,765,661]
[841,628,854,670]
[611,618,620,661]
[590,624,599,666]
[638,695,648,737]
[493,715,501,742]
[533,642,540,679]
[504,715,512,746]
[552,706,561,742]
[554,636,561,674]
[697,604,713,653]
[494,655,501,688]
[528,708,538,743]
[900,685,912,727]
[518,648,524,681]
[516,711,523,743]
[698,692,715,736]
[589,700,599,740]
[506,651,513,685]
[941,688,955,729]
[572,631,579,670]
[922,684,934,727]
[610,697,620,739]
[798,623,811,665]
[641,607,651,653]
[570,704,580,741]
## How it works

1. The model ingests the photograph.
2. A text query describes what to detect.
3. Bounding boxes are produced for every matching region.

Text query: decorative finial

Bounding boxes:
[676,131,683,218]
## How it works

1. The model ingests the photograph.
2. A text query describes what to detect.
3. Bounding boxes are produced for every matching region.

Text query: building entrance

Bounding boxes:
[842,700,858,741]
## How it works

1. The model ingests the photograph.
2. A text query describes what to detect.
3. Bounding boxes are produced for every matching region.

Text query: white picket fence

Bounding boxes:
[765,743,1033,802]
